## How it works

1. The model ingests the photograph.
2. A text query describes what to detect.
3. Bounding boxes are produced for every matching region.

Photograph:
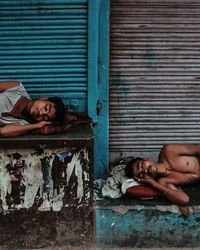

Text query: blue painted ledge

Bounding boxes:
[95,185,200,248]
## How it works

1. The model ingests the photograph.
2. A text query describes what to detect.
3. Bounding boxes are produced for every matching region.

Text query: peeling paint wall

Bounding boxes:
[0,147,91,213]
[0,124,94,248]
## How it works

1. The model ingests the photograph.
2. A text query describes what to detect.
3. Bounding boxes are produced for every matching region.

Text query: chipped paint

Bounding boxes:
[112,205,129,215]
[156,205,200,215]
[22,156,43,208]
[96,205,200,247]
[66,150,87,203]
[0,148,91,212]
[0,155,11,210]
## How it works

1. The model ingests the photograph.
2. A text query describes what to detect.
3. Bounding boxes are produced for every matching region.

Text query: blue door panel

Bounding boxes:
[0,0,88,112]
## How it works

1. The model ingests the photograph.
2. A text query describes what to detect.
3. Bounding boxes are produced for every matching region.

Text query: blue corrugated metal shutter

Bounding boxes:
[0,0,88,111]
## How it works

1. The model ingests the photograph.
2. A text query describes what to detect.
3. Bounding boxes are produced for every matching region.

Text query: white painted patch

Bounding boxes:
[75,158,84,202]
[38,193,51,211]
[0,155,11,210]
[51,187,64,211]
[22,156,43,208]
[83,148,89,162]
[66,153,78,185]
[83,171,90,182]
[66,151,86,203]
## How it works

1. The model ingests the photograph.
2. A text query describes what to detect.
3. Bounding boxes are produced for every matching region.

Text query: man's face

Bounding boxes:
[30,99,56,122]
[132,159,158,179]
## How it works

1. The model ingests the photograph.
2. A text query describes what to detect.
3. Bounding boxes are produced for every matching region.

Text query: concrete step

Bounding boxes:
[95,197,200,248]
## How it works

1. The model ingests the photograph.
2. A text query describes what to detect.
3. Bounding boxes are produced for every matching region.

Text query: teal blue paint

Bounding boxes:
[0,49,87,55]
[3,20,88,25]
[1,8,87,14]
[0,0,88,112]
[93,0,110,179]
[87,0,110,178]
[1,0,109,169]
[96,206,200,247]
[87,0,99,123]
[1,40,87,45]
[0,68,87,73]
[1,30,87,36]
[0,0,87,4]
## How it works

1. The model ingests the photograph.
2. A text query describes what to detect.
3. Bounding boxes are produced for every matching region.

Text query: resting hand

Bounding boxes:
[35,121,52,128]
[134,174,157,187]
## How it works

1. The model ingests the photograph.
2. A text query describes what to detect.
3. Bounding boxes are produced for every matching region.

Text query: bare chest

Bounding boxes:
[163,156,200,181]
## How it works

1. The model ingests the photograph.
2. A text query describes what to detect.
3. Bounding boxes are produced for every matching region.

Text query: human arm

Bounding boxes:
[0,81,20,92]
[33,112,92,135]
[0,121,51,137]
[65,112,92,125]
[160,144,200,159]
[32,123,71,135]
[136,176,190,206]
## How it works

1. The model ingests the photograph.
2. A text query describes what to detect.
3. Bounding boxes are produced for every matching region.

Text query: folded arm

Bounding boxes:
[0,81,20,92]
[1,112,92,136]
[33,112,92,135]
[160,144,200,159]
[32,123,71,135]
[0,121,51,137]
[137,176,190,206]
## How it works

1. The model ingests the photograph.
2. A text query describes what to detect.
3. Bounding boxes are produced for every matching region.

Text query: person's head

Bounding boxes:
[30,97,66,124]
[125,157,157,179]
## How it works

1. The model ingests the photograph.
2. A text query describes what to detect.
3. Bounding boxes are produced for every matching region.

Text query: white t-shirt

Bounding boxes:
[0,82,31,126]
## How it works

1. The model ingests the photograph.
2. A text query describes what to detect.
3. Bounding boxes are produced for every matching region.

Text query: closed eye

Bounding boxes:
[45,104,50,112]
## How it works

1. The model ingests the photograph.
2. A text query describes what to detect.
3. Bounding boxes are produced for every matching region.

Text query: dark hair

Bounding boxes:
[125,157,143,178]
[47,97,66,125]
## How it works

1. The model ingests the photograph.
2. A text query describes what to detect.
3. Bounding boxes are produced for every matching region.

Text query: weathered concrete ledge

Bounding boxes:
[0,124,93,149]
[95,185,200,248]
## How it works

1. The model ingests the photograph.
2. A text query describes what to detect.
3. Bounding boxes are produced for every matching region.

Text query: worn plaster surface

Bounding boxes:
[0,147,93,248]
[0,147,91,212]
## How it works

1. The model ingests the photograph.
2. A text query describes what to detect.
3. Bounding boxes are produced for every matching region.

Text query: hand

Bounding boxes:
[35,121,52,129]
[134,175,157,187]
[66,114,78,122]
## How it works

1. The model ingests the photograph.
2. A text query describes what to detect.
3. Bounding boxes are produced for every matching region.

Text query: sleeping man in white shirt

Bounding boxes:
[0,81,66,137]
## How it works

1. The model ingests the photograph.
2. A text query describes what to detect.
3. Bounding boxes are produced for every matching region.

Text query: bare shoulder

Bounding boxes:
[159,144,170,160]
[158,145,181,166]
[160,144,178,157]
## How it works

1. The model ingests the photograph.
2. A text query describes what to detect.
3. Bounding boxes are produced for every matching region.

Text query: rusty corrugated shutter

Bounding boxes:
[110,0,200,157]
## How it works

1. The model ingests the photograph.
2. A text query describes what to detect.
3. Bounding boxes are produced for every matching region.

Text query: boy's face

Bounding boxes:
[30,98,56,122]
[132,159,157,179]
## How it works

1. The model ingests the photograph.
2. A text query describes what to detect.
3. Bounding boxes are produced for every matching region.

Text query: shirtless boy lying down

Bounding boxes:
[125,144,200,206]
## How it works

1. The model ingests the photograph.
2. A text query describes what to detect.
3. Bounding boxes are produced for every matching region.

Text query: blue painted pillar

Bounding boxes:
[88,0,110,179]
